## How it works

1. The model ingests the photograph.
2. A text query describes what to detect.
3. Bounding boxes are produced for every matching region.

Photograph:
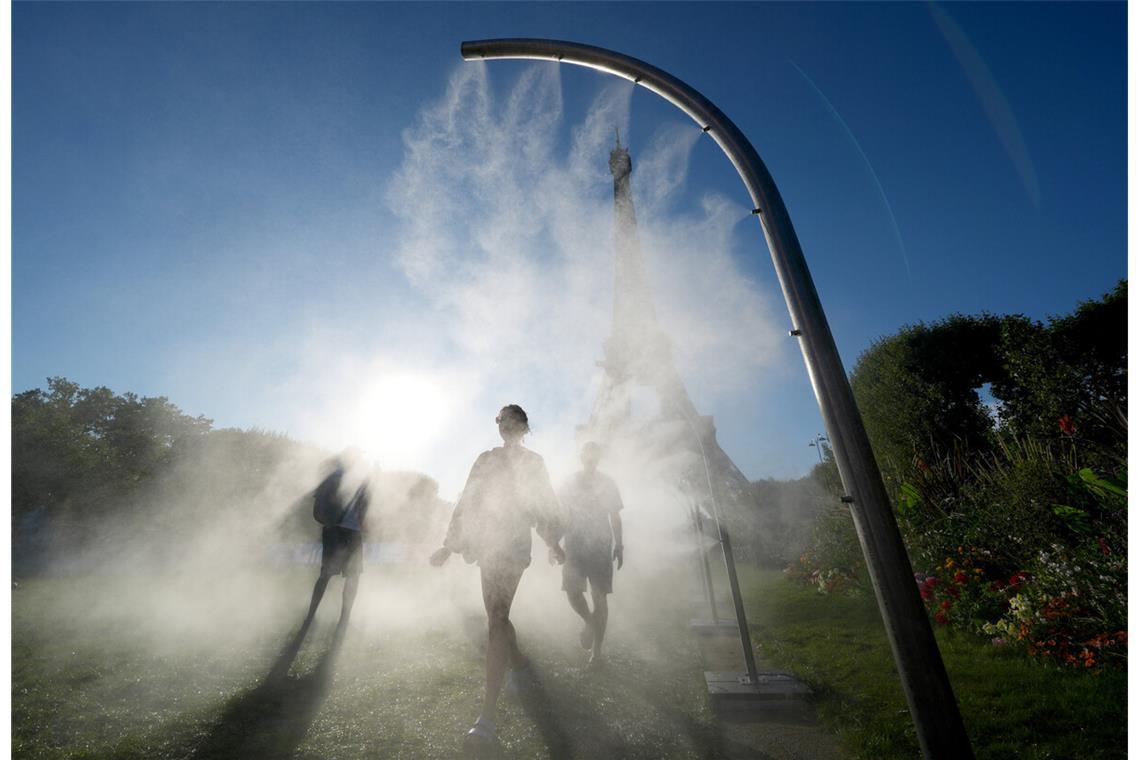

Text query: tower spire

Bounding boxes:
[578,137,773,570]
[584,133,701,435]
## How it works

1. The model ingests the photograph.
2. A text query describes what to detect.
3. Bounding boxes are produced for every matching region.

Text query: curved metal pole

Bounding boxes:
[461,38,972,759]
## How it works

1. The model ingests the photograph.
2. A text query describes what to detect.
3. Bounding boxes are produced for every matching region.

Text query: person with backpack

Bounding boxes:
[302,452,372,638]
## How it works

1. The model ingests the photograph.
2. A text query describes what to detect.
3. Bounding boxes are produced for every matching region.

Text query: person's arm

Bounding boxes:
[532,457,565,564]
[610,478,624,569]
[611,511,624,569]
[359,489,374,535]
[430,454,484,566]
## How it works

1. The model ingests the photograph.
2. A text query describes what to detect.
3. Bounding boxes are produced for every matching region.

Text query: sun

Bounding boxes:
[348,371,453,469]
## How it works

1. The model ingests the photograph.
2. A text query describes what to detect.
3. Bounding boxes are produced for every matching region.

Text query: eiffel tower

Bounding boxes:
[579,131,761,557]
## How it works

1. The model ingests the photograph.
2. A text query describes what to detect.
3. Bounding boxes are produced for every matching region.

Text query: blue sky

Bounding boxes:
[12,2,1126,493]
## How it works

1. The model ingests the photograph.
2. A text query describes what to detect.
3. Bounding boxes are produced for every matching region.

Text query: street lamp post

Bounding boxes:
[809,433,828,464]
[460,38,973,759]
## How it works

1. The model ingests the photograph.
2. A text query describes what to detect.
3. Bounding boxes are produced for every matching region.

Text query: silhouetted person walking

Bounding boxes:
[557,441,624,668]
[430,404,564,754]
[302,454,372,640]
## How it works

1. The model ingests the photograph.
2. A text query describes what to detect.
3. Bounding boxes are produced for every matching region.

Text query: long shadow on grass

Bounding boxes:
[511,663,772,760]
[190,625,343,759]
[649,698,781,760]
[512,664,629,759]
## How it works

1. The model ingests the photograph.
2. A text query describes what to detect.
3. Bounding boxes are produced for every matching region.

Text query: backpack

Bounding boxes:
[312,469,346,526]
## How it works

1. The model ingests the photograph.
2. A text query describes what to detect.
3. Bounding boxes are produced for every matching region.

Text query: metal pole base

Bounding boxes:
[705,670,812,707]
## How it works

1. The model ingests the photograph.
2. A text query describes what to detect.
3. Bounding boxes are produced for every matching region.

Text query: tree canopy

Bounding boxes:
[11,378,449,575]
[849,281,1126,486]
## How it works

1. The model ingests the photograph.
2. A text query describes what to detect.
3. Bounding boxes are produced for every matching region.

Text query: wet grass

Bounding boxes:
[11,567,739,760]
[14,565,1124,758]
[740,567,1128,759]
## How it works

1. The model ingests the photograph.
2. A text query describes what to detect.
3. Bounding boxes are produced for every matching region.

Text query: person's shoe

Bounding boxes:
[463,717,498,756]
[579,623,594,650]
[586,651,606,672]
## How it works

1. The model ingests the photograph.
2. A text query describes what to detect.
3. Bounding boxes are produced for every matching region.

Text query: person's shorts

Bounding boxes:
[321,526,363,578]
[562,547,613,595]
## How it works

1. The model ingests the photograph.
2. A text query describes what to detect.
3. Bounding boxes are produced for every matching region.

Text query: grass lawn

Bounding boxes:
[12,563,1126,758]
[738,566,1128,759]
[11,563,750,759]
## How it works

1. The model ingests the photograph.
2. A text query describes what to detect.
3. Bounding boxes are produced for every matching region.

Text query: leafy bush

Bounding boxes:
[979,538,1127,669]
[785,504,865,595]
[792,283,1127,668]
[902,435,1126,668]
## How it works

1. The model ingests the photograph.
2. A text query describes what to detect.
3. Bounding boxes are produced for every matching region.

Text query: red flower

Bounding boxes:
[940,599,953,610]
[1059,415,1076,436]
[1008,571,1031,589]
[953,570,967,585]
[934,611,949,625]
[1098,537,1111,556]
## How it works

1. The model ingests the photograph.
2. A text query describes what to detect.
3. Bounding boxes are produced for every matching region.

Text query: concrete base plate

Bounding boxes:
[689,618,740,636]
[705,671,813,702]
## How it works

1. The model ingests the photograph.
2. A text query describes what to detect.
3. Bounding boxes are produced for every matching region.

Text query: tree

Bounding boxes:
[993,281,1126,464]
[11,378,213,529]
[849,282,1127,490]
[849,314,1005,487]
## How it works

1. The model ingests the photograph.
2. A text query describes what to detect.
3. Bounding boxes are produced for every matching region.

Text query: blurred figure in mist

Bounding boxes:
[557,441,624,669]
[301,451,372,640]
[429,404,565,754]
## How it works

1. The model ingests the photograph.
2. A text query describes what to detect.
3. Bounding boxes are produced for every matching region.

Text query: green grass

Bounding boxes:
[11,567,746,759]
[739,567,1128,759]
[12,566,1126,758]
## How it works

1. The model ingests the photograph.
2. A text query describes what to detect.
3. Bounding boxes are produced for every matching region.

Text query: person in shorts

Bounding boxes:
[302,455,372,639]
[429,404,565,754]
[558,441,624,668]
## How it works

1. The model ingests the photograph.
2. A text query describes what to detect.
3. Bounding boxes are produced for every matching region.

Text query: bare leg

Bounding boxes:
[480,563,525,723]
[567,590,594,650]
[566,590,592,624]
[590,585,609,659]
[304,574,331,625]
[338,575,359,628]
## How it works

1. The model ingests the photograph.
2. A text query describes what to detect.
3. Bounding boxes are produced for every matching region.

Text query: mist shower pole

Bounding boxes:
[460,38,972,759]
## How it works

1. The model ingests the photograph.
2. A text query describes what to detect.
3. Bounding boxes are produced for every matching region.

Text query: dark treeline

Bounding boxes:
[851,279,1126,485]
[792,280,1127,668]
[12,378,447,576]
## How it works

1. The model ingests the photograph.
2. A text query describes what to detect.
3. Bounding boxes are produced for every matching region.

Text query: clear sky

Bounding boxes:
[12,2,1126,494]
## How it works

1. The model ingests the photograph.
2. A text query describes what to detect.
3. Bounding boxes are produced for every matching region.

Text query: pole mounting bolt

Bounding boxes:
[840,495,855,504]
[789,329,802,337]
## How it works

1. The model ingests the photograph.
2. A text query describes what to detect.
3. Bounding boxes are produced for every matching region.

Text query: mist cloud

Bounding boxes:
[376,62,784,493]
